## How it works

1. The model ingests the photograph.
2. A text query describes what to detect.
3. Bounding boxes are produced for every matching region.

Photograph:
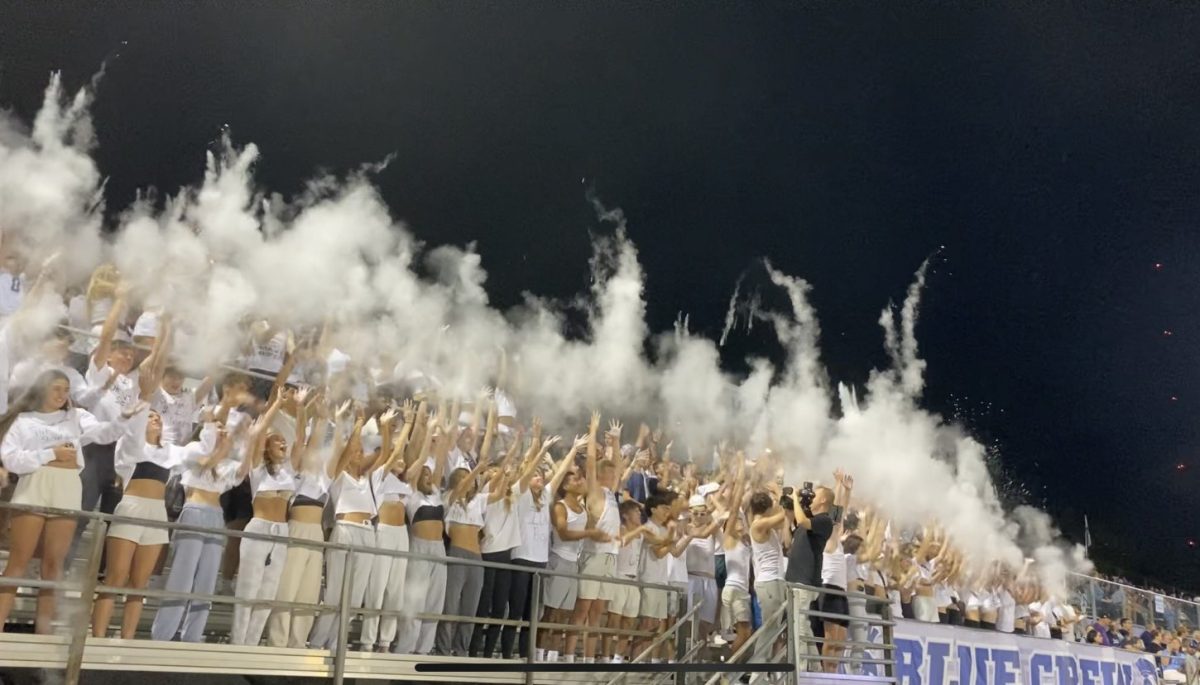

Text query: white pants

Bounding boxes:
[394,535,446,655]
[309,521,377,649]
[687,574,718,625]
[362,523,409,650]
[230,518,289,646]
[847,595,869,674]
[266,521,325,648]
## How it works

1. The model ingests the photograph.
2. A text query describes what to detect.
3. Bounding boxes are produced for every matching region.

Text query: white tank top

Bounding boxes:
[640,520,670,584]
[584,488,620,555]
[512,488,551,563]
[821,542,847,589]
[750,528,783,582]
[616,532,643,578]
[685,534,716,575]
[723,539,751,591]
[332,472,377,516]
[668,550,689,586]
[551,499,587,562]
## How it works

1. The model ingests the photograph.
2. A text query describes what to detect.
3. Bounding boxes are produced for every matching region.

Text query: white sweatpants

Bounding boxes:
[230,518,289,646]
[362,523,409,650]
[266,521,325,648]
[309,521,376,650]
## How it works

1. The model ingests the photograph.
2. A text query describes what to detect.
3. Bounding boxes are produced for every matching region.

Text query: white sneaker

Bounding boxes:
[713,634,729,646]
[546,650,559,662]
[563,654,576,663]
[536,649,545,661]
[612,655,624,664]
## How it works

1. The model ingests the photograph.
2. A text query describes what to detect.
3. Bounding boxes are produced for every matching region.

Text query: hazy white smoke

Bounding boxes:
[0,72,1090,595]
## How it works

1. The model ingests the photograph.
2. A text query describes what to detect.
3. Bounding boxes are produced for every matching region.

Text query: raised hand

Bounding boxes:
[542,435,562,451]
[589,410,602,434]
[335,399,353,422]
[121,400,150,420]
[401,399,417,423]
[607,419,623,438]
[572,435,589,452]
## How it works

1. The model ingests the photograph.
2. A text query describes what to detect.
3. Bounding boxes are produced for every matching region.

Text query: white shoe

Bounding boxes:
[536,648,546,661]
[563,654,576,663]
[713,634,729,646]
[612,655,624,664]
[546,650,559,662]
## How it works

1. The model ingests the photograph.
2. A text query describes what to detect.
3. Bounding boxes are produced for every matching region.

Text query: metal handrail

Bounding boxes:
[702,603,789,685]
[0,501,678,593]
[604,602,704,685]
[0,499,689,685]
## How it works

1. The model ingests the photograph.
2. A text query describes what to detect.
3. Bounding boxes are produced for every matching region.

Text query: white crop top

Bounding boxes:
[181,459,242,494]
[372,469,412,504]
[332,472,377,515]
[294,467,332,502]
[250,463,297,496]
[447,492,487,527]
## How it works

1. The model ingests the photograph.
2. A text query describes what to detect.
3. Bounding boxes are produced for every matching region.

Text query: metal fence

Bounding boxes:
[1071,572,1200,632]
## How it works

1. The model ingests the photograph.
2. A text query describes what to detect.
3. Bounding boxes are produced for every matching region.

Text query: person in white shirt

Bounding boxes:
[564,415,623,665]
[265,389,333,650]
[634,491,678,663]
[0,369,130,634]
[471,432,562,658]
[150,419,241,643]
[151,366,211,446]
[229,395,296,646]
[606,498,652,663]
[518,438,583,662]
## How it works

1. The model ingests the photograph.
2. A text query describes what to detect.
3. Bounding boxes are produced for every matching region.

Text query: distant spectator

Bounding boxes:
[1090,615,1115,646]
[1160,638,1186,684]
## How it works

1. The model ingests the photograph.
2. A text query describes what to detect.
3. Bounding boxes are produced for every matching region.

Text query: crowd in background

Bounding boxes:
[0,260,1192,678]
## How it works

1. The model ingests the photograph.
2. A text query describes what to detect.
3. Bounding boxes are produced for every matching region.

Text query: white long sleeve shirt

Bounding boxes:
[1,409,124,474]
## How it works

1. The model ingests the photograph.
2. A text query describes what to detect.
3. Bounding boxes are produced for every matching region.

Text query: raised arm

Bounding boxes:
[288,388,311,471]
[91,291,127,371]
[379,400,416,475]
[547,435,587,496]
[138,314,172,398]
[477,398,498,463]
[364,407,399,473]
[330,414,366,479]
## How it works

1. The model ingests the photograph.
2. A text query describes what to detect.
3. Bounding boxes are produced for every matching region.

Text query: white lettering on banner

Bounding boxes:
[849,619,1158,685]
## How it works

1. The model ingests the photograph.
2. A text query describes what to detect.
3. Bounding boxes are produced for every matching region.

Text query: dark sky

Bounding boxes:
[3,3,1199,588]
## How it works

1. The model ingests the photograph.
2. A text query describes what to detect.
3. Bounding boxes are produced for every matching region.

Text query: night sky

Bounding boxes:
[2,3,1199,589]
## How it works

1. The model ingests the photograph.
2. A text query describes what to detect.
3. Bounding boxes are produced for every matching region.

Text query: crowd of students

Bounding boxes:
[0,263,1144,671]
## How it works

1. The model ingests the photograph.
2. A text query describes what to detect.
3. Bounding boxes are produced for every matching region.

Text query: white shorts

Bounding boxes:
[10,467,81,512]
[108,495,170,546]
[640,587,668,620]
[578,552,616,601]
[721,585,752,630]
[688,575,718,624]
[544,553,579,610]
[608,577,641,618]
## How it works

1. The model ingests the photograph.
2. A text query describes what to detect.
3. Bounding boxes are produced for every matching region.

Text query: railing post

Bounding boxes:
[527,571,541,685]
[882,598,895,681]
[786,587,798,685]
[66,516,107,685]
[333,544,354,685]
[1088,577,1097,623]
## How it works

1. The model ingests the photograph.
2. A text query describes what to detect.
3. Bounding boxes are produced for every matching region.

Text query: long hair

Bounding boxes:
[0,368,72,444]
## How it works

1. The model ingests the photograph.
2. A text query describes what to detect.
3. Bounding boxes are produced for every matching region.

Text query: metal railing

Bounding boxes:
[1070,572,1200,633]
[0,500,687,685]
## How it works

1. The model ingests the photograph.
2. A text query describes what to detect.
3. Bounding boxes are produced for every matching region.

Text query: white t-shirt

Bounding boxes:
[512,488,551,563]
[481,486,522,554]
[152,388,200,446]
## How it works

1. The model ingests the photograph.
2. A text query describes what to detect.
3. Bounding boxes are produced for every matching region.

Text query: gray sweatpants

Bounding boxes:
[435,546,483,655]
[309,521,377,649]
[150,504,226,642]
[395,536,447,654]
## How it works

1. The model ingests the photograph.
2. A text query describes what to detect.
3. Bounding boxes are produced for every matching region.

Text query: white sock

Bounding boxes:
[563,654,576,663]
[536,648,545,661]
